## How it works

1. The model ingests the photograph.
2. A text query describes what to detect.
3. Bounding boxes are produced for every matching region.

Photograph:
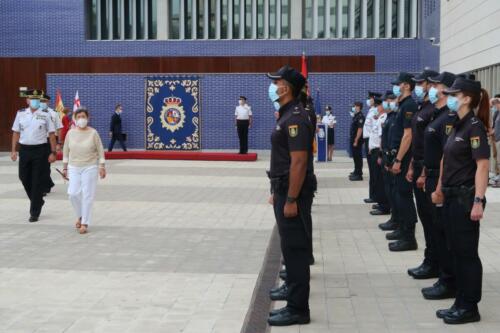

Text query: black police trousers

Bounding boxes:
[442,188,482,310]
[371,149,389,212]
[41,139,54,193]
[108,134,127,152]
[236,120,249,154]
[425,175,455,287]
[413,163,437,267]
[392,155,417,239]
[18,144,47,217]
[273,190,312,314]
[365,139,375,199]
[351,142,363,176]
[383,166,395,221]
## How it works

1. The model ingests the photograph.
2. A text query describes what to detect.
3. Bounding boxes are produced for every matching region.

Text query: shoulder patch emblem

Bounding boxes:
[405,112,413,119]
[288,125,298,138]
[471,136,480,149]
[445,125,453,135]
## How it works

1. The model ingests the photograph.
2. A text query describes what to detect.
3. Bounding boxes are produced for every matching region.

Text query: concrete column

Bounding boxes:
[385,0,391,38]
[144,0,149,38]
[108,0,113,39]
[312,0,318,38]
[361,0,367,38]
[204,0,209,39]
[276,0,281,38]
[191,0,197,39]
[97,0,102,40]
[410,0,417,38]
[252,0,257,39]
[397,0,404,38]
[180,0,186,39]
[216,0,221,39]
[325,0,331,38]
[348,0,355,38]
[228,0,233,38]
[337,0,342,38]
[121,0,126,40]
[240,0,245,38]
[373,0,379,38]
[289,0,301,39]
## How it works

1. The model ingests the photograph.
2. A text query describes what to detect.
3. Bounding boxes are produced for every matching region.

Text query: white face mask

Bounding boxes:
[76,118,88,128]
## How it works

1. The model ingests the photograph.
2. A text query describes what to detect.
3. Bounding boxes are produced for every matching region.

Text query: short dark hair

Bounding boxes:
[74,107,89,117]
[115,103,122,111]
[495,94,500,99]
[354,101,363,108]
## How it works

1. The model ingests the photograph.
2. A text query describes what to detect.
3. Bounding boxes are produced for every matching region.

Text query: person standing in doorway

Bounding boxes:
[108,104,127,152]
[235,96,252,154]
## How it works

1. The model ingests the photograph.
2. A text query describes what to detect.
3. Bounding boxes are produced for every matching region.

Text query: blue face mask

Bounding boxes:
[389,101,397,111]
[30,99,40,109]
[40,102,48,110]
[492,106,498,113]
[414,86,425,99]
[447,95,460,112]
[366,99,371,107]
[268,83,280,103]
[428,87,439,104]
[351,106,356,113]
[382,101,389,110]
[392,85,401,97]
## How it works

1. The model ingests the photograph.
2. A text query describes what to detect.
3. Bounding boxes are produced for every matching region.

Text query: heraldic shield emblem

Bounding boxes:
[145,76,200,150]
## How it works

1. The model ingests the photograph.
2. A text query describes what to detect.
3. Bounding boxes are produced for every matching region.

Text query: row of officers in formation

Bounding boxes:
[264,65,493,327]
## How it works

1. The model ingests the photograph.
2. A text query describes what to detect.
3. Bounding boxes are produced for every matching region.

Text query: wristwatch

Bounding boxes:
[286,196,297,203]
[473,197,486,204]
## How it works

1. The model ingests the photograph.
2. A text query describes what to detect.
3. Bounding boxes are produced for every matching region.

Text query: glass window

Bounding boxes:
[392,0,397,37]
[342,0,348,38]
[233,0,241,38]
[87,0,98,40]
[148,0,157,39]
[281,0,290,38]
[329,0,336,37]
[112,0,121,39]
[169,0,180,39]
[367,0,373,38]
[404,0,410,37]
[245,0,252,38]
[221,0,228,38]
[303,0,313,38]
[257,0,264,38]
[269,0,276,38]
[317,0,325,38]
[379,0,385,37]
[124,0,133,39]
[185,0,192,38]
[354,0,361,38]
[136,0,145,39]
[100,0,109,39]
[210,0,217,38]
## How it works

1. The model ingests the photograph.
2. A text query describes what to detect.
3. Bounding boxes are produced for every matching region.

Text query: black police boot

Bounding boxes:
[270,283,287,295]
[407,263,439,279]
[364,198,376,203]
[370,209,390,216]
[309,255,315,266]
[268,308,310,326]
[422,281,456,300]
[385,229,402,240]
[349,174,363,181]
[279,269,287,281]
[378,219,398,231]
[372,204,380,210]
[269,306,288,317]
[443,308,480,324]
[29,216,39,223]
[388,238,418,252]
[436,304,457,319]
[270,284,289,301]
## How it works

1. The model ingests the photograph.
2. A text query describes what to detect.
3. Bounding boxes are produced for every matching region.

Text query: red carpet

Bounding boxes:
[56,151,258,162]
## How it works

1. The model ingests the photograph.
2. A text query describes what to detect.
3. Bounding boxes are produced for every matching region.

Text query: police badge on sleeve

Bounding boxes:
[470,136,480,149]
[288,125,298,138]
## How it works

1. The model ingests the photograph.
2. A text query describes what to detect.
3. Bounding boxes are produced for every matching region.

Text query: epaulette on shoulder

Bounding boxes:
[292,106,301,115]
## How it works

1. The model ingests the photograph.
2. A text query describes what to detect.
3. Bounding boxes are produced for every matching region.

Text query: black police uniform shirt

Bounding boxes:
[388,95,418,151]
[270,100,314,178]
[350,112,365,144]
[442,111,490,187]
[423,106,456,170]
[381,111,397,151]
[411,100,435,161]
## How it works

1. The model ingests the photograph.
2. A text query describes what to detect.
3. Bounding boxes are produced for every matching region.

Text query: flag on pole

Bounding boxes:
[301,51,310,96]
[55,89,64,119]
[73,90,81,112]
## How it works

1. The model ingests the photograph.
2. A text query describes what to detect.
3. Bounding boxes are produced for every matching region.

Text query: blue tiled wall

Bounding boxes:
[47,73,398,150]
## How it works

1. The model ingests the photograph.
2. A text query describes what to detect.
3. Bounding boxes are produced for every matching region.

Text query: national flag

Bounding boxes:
[73,90,81,112]
[55,89,64,119]
[301,51,310,96]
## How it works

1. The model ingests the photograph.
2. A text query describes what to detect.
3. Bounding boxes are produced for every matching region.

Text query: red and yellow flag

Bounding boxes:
[55,89,64,119]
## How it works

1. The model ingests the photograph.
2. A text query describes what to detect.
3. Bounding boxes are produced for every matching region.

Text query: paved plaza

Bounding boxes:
[1,153,500,333]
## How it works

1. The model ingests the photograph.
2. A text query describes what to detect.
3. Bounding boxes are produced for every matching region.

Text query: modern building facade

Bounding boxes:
[440,0,500,96]
[0,0,440,151]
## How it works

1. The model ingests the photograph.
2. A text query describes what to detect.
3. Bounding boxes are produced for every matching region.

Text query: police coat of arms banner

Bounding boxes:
[145,76,200,150]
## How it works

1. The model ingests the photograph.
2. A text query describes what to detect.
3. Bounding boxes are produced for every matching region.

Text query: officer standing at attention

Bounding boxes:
[235,96,252,154]
[40,93,63,195]
[11,89,57,222]
[266,65,314,326]
[387,72,418,251]
[378,91,400,232]
[420,71,457,301]
[363,92,382,202]
[406,70,440,278]
[350,102,365,181]
[432,77,490,324]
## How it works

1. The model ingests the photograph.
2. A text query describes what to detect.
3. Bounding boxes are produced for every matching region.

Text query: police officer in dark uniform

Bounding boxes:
[350,102,365,181]
[420,71,457,300]
[387,72,418,251]
[266,65,313,326]
[378,92,399,232]
[406,69,440,278]
[11,89,57,222]
[432,77,490,324]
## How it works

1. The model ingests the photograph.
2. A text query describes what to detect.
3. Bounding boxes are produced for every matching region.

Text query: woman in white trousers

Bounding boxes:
[62,107,106,234]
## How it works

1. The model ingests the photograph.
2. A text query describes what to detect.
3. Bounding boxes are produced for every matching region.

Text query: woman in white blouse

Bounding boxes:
[62,107,106,234]
[321,105,336,161]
